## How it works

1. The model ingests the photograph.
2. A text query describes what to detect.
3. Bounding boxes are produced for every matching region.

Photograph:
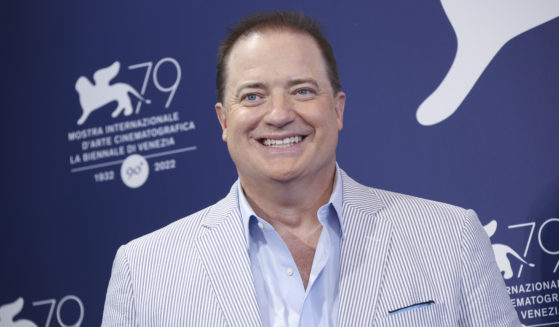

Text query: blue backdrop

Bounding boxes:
[2,0,558,326]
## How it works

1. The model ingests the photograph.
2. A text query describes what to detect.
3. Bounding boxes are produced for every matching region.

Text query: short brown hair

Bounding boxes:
[216,11,341,103]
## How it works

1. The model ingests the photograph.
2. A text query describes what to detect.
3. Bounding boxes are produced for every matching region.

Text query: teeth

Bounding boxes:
[262,136,303,147]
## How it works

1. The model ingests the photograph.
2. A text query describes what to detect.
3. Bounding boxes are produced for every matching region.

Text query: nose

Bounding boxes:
[264,92,295,128]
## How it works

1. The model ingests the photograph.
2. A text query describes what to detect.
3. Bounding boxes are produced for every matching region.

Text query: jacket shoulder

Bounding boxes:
[340,169,470,226]
[372,187,469,220]
[127,206,208,249]
[344,172,474,237]
[121,191,237,260]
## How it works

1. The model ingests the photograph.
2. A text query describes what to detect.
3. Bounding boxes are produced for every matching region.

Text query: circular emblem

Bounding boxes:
[120,154,149,188]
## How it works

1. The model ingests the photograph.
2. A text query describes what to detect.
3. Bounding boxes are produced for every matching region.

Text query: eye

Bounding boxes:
[240,93,264,106]
[293,87,316,99]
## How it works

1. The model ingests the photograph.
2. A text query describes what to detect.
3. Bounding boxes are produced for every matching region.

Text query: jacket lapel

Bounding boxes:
[372,230,443,324]
[195,184,262,327]
[337,171,392,326]
[337,171,442,325]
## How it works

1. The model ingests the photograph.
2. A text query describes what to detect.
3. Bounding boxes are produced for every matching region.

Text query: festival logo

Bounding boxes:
[416,0,559,126]
[75,61,151,126]
[68,57,197,188]
[0,298,36,327]
[0,295,83,327]
[485,218,559,326]
[484,220,535,280]
[120,154,149,189]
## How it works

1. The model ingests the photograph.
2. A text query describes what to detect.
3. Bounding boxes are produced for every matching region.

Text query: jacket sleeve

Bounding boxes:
[458,210,521,326]
[101,245,138,327]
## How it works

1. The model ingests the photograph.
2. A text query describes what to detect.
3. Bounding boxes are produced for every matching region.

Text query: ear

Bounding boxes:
[334,91,346,131]
[215,102,228,142]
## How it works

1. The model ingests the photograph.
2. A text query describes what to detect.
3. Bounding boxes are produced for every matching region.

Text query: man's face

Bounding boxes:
[215,29,345,185]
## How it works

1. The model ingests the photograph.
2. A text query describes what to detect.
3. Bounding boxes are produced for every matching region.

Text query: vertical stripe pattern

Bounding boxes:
[102,170,521,326]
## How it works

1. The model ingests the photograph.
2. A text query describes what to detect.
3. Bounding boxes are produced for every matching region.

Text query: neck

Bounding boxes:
[239,163,336,230]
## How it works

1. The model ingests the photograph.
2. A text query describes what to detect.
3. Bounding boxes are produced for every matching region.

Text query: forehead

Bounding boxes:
[224,29,329,89]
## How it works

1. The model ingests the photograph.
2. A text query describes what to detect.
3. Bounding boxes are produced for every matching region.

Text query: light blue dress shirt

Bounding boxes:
[238,168,344,327]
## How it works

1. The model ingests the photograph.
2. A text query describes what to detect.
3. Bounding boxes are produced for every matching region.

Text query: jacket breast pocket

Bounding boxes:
[374,303,448,327]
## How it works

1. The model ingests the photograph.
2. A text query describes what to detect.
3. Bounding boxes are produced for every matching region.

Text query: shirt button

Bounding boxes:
[286,268,294,276]
[257,222,264,229]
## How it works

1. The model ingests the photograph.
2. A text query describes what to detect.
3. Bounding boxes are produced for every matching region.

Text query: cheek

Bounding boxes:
[227,109,263,137]
[307,111,341,147]
[306,107,340,131]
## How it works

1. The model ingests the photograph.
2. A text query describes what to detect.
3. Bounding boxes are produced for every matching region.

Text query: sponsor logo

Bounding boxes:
[417,0,559,126]
[68,57,197,188]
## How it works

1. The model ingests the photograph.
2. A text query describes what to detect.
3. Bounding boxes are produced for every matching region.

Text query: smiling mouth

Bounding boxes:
[260,136,304,148]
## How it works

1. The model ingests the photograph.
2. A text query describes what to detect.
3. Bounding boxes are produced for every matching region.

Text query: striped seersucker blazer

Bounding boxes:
[101,170,521,326]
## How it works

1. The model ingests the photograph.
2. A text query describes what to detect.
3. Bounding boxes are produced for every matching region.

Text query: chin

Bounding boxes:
[264,168,301,183]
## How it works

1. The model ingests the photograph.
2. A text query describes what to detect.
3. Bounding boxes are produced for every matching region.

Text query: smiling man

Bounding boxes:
[102,11,521,327]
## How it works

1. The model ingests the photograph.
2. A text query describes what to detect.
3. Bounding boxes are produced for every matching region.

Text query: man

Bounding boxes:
[102,11,521,326]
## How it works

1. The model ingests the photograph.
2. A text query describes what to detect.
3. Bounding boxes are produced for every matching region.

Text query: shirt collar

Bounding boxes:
[237,164,344,248]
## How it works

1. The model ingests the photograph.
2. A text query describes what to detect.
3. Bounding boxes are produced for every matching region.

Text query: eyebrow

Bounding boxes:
[286,78,320,90]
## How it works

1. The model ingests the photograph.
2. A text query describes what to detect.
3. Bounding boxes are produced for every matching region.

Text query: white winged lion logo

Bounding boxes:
[484,220,535,279]
[0,298,37,327]
[417,0,559,126]
[75,61,151,125]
